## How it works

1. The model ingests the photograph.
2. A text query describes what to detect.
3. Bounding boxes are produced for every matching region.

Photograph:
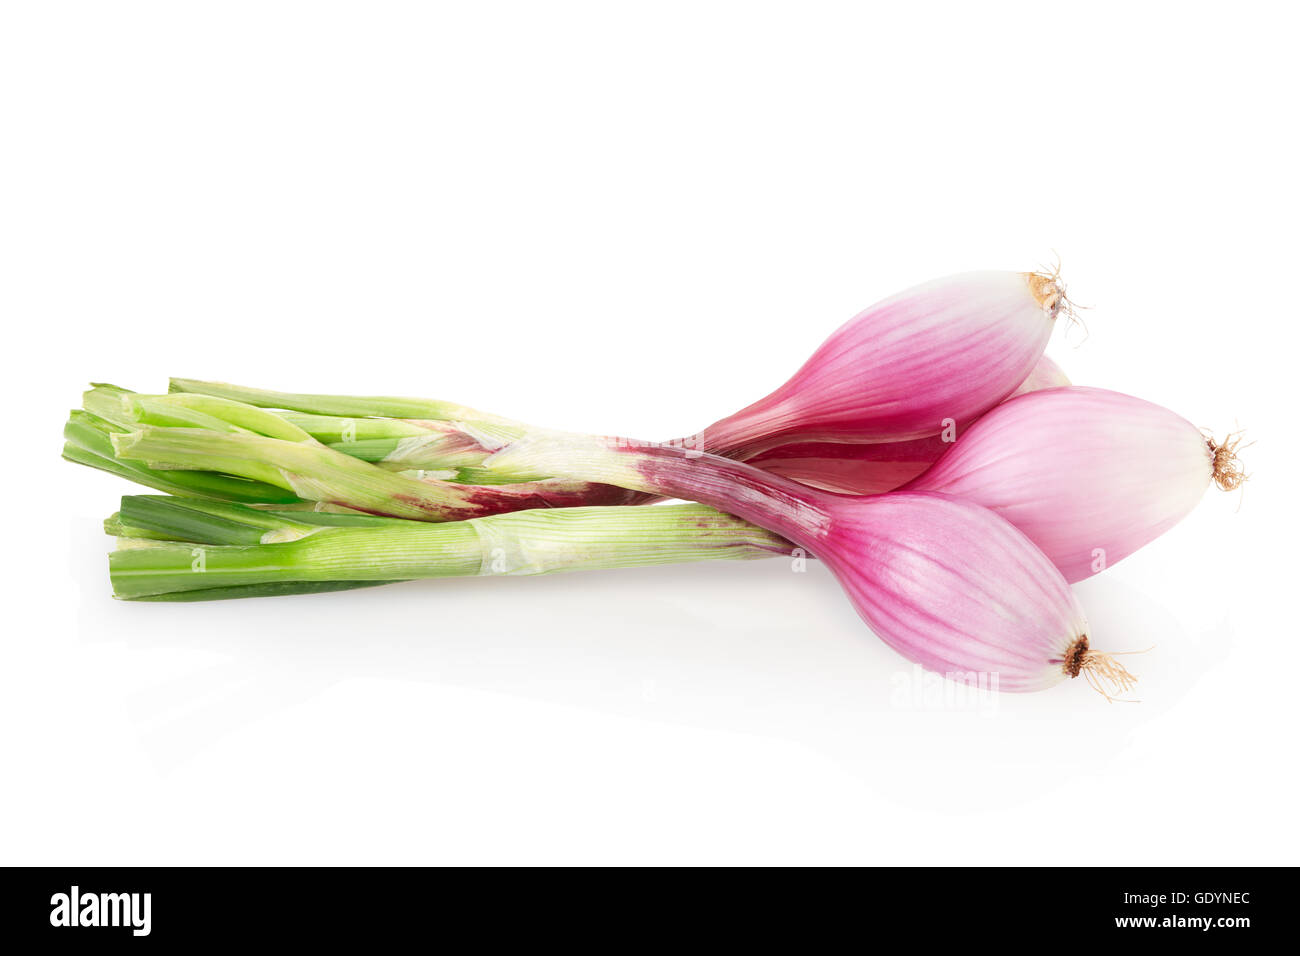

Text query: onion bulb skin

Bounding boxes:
[905,386,1241,583]
[701,271,1065,457]
[748,355,1071,494]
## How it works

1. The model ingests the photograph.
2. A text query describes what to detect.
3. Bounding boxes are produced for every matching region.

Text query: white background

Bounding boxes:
[2,2,1296,865]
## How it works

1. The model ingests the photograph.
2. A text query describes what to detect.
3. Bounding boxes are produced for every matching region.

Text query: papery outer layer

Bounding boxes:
[905,386,1215,582]
[700,271,1060,457]
[748,354,1072,494]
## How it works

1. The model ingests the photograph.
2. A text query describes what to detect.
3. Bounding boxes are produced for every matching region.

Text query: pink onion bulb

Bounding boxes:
[699,270,1067,457]
[904,386,1245,582]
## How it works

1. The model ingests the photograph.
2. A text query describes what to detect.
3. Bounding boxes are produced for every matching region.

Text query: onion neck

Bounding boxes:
[594,441,835,546]
[691,390,808,460]
[484,432,835,546]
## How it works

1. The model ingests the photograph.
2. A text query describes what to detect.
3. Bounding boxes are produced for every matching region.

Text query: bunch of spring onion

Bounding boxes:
[65,269,1245,697]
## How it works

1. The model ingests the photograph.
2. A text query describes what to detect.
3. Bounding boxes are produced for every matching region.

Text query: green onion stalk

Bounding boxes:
[63,408,303,504]
[106,495,793,601]
[164,378,667,486]
[162,380,552,478]
[66,385,645,514]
